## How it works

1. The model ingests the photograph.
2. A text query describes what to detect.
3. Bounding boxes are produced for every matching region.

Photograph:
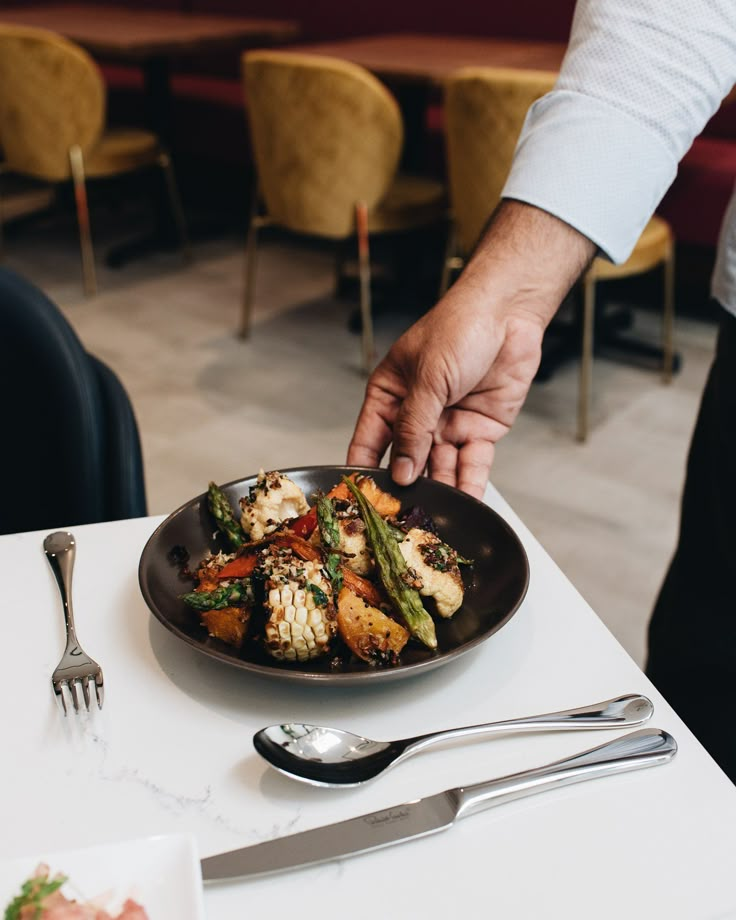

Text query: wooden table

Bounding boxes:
[3,483,736,919]
[0,4,299,264]
[289,33,567,85]
[0,4,298,137]
[289,33,566,174]
[0,4,299,63]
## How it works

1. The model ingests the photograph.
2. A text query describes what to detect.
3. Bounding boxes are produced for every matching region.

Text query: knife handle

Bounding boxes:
[454,728,676,820]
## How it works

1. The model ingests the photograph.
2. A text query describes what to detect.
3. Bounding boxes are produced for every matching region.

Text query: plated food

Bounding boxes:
[0,836,202,920]
[138,466,530,685]
[4,864,147,920]
[178,470,473,669]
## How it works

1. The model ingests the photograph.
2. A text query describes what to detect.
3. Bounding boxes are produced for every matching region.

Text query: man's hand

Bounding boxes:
[347,201,596,498]
[348,297,546,498]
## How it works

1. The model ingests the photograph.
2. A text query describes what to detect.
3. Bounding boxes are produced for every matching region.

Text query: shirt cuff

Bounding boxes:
[501,90,679,264]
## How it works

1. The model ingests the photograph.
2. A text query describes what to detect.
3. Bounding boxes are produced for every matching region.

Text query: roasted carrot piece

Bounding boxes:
[328,480,353,501]
[289,480,354,538]
[216,553,258,580]
[352,474,401,517]
[290,509,318,538]
[341,567,384,609]
[270,532,322,561]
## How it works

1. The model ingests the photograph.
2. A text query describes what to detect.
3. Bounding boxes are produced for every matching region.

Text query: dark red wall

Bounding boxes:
[0,0,577,43]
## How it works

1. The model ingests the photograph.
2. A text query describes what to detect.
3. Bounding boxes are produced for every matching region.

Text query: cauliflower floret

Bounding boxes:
[337,511,373,576]
[398,527,464,618]
[239,469,309,542]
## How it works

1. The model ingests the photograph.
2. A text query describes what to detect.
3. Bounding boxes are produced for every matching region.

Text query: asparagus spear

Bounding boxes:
[316,493,343,596]
[207,481,246,548]
[181,580,251,611]
[344,477,437,649]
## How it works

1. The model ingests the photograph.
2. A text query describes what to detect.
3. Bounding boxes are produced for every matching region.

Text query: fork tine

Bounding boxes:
[94,672,104,710]
[52,680,67,716]
[80,676,92,711]
[68,679,81,713]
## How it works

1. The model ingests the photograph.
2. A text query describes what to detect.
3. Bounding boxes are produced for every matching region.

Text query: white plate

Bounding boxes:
[0,833,204,919]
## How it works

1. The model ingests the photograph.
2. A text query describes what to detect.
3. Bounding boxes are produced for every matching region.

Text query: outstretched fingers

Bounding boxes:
[428,439,495,499]
[388,387,446,486]
[457,439,496,498]
[347,381,400,469]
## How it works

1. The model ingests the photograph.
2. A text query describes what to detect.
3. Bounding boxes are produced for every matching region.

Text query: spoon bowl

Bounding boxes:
[253,693,654,786]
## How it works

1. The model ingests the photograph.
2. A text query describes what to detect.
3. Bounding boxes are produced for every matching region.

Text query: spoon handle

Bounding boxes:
[402,693,653,758]
[454,728,676,820]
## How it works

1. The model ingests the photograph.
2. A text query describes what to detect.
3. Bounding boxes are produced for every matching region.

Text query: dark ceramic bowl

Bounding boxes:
[138,466,530,685]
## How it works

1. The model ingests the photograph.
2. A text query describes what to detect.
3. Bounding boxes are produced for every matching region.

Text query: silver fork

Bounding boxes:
[44,531,104,713]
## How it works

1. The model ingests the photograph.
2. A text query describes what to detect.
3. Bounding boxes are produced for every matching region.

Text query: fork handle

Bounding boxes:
[44,531,78,645]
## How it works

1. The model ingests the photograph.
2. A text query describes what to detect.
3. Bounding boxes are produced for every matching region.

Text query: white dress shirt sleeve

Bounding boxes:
[501,0,736,264]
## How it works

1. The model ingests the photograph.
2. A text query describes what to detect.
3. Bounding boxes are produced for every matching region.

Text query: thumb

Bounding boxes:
[389,386,446,486]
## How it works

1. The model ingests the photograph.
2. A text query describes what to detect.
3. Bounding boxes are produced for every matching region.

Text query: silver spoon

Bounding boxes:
[253,693,653,787]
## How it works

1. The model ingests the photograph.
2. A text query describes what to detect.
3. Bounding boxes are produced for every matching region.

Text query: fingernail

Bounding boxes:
[393,457,414,484]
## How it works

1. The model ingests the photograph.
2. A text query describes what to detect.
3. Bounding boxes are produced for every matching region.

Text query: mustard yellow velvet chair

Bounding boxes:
[241,50,447,373]
[443,66,675,441]
[0,24,189,296]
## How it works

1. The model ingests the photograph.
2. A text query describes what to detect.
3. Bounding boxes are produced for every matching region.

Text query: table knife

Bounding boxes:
[202,727,676,882]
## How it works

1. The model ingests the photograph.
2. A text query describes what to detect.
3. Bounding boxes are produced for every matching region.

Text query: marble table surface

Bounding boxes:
[2,482,735,919]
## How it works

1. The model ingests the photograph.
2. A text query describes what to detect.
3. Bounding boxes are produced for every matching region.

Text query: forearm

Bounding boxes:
[504,0,736,264]
[446,199,596,328]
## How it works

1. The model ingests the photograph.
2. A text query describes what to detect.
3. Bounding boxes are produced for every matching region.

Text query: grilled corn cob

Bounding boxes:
[262,548,336,662]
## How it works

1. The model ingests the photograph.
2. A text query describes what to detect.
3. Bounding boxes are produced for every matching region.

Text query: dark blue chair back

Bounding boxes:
[0,267,147,534]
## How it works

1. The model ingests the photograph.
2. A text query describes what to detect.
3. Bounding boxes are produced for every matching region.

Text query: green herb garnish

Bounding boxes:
[307,582,329,607]
[316,494,343,596]
[5,872,67,920]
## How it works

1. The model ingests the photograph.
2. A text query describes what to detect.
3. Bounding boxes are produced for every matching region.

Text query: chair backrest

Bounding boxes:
[243,50,403,238]
[444,66,556,256]
[0,267,147,535]
[0,25,105,182]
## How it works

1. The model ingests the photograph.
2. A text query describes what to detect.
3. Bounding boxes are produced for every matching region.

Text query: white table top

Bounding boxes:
[3,483,735,919]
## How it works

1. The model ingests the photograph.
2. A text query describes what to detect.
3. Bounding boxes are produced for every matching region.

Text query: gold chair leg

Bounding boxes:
[355,201,374,375]
[662,243,676,384]
[0,162,6,260]
[240,216,258,339]
[68,145,97,297]
[439,223,463,297]
[240,191,266,339]
[157,150,191,264]
[439,223,456,297]
[577,273,596,442]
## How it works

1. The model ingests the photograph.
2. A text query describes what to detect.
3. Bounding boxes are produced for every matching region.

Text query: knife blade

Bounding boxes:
[202,727,676,882]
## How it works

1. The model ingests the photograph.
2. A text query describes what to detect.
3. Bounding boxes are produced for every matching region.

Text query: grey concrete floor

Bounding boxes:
[1,193,718,668]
